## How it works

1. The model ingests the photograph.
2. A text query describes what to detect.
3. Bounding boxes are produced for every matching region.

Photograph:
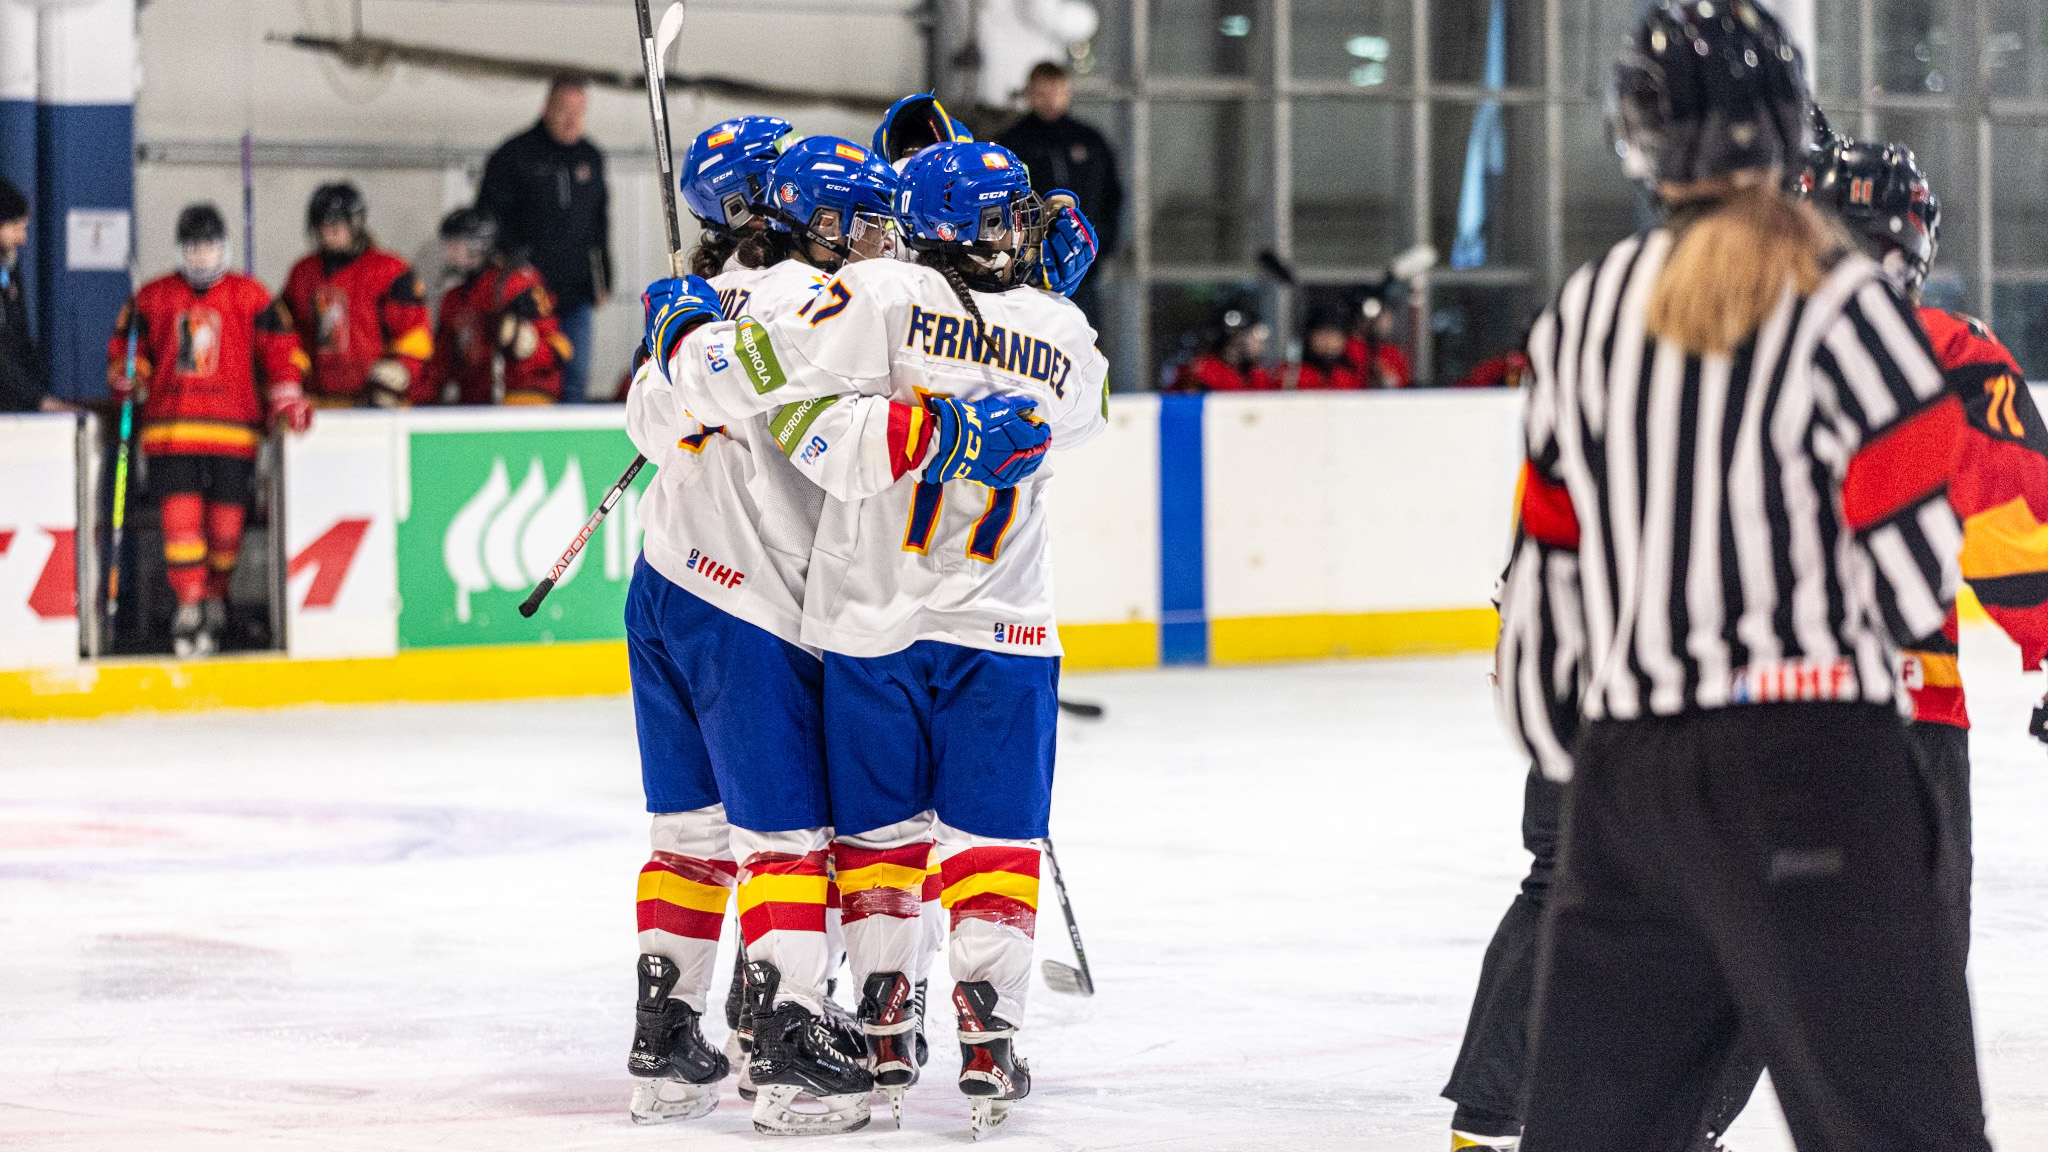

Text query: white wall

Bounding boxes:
[133,0,926,393]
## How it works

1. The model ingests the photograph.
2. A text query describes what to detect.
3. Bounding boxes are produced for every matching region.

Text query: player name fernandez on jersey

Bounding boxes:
[906,304,1075,398]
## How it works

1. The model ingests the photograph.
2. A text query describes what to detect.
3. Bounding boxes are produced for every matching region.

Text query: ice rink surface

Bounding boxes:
[5,642,2048,1151]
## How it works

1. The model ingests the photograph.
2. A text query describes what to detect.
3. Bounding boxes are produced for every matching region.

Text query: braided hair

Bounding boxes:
[688,230,739,278]
[917,247,987,326]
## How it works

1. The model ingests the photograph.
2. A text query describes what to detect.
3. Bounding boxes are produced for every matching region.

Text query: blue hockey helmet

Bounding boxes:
[680,116,796,233]
[766,136,903,268]
[897,142,1047,287]
[872,93,964,163]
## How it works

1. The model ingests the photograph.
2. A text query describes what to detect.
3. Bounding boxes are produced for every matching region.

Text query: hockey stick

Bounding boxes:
[1039,837,1095,996]
[105,323,139,632]
[1056,698,1104,719]
[518,0,687,618]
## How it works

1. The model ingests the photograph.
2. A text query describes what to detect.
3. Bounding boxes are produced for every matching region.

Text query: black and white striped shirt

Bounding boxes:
[1499,230,1964,779]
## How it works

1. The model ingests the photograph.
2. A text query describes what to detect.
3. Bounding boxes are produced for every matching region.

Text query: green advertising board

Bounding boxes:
[397,427,650,648]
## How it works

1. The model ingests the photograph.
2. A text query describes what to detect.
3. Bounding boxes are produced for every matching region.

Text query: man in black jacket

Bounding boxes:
[0,176,48,413]
[997,61,1123,332]
[477,74,611,402]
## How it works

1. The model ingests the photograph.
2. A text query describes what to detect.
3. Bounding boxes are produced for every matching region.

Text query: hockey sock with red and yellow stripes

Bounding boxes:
[160,492,208,606]
[202,501,245,601]
[636,809,737,1014]
[936,826,1041,1025]
[836,829,934,988]
[731,827,833,1009]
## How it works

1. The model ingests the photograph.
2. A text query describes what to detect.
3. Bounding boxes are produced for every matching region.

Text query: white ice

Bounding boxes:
[4,641,2047,1150]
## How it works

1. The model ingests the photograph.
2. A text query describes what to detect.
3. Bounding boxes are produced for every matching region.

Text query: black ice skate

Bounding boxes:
[954,980,1030,1140]
[170,602,208,659]
[724,951,757,1101]
[857,971,927,1125]
[626,953,729,1124]
[747,960,874,1135]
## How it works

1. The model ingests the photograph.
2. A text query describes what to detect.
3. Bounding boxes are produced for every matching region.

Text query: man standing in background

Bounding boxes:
[0,177,52,413]
[997,61,1122,333]
[478,74,611,403]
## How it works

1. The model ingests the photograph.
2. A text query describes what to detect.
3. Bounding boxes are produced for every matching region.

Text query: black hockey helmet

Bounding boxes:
[175,202,228,246]
[1612,1,1811,188]
[1805,137,1940,291]
[438,206,497,250]
[307,182,368,233]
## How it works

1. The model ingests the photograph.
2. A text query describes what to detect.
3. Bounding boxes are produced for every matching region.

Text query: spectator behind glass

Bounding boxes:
[1347,294,1413,387]
[0,177,59,413]
[997,61,1124,333]
[478,74,611,402]
[1169,301,1274,392]
[1285,304,1364,390]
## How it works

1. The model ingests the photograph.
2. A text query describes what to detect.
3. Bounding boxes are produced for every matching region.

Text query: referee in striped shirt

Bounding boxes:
[1496,5,1991,1151]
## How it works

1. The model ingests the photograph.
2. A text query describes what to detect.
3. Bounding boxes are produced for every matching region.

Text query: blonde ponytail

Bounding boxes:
[1646,184,1845,355]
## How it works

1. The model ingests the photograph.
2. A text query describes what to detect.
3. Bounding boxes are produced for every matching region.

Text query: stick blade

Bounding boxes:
[1390,243,1440,281]
[654,1,686,63]
[1056,697,1105,720]
[1254,249,1296,285]
[1041,960,1094,997]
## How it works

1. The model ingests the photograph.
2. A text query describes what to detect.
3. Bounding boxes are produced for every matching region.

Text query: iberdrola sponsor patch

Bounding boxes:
[769,396,839,457]
[735,317,787,394]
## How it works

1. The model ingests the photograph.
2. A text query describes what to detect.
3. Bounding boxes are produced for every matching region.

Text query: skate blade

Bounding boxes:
[884,1083,906,1128]
[970,1097,1013,1141]
[1041,960,1093,997]
[751,1083,871,1136]
[629,1076,719,1124]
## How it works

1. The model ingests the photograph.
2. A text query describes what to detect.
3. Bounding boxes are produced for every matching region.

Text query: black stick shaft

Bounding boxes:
[1043,837,1093,993]
[518,453,646,617]
[634,0,688,276]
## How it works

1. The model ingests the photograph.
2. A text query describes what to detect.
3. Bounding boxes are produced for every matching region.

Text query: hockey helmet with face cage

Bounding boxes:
[680,116,796,234]
[766,136,903,269]
[1803,136,1940,291]
[897,142,1043,247]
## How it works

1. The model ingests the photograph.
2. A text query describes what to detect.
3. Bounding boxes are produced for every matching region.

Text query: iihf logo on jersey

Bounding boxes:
[685,547,747,590]
[993,622,1047,646]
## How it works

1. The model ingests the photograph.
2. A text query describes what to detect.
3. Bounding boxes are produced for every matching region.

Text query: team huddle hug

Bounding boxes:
[618,92,1104,1139]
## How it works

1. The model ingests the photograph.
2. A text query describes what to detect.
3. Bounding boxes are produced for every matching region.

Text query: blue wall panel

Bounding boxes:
[36,102,132,403]
[1158,392,1207,664]
[0,99,38,346]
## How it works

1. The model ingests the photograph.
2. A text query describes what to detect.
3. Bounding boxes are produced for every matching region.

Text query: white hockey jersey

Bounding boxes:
[626,258,830,649]
[667,258,1109,659]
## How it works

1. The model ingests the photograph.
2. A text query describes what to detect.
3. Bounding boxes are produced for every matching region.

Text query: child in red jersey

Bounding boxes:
[1168,300,1274,391]
[280,183,433,407]
[1282,305,1365,389]
[422,208,570,405]
[109,203,310,657]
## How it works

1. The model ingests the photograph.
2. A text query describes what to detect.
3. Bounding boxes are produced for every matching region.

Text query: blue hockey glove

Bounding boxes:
[925,392,1052,488]
[642,275,722,376]
[1039,191,1098,297]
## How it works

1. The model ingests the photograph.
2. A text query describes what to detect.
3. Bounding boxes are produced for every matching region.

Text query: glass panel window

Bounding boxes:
[1429,282,1545,389]
[1560,0,1640,98]
[1991,283,2048,377]
[1149,100,1267,266]
[1873,1,1952,96]
[1562,104,1643,275]
[1992,122,2048,270]
[1430,0,1543,88]
[1986,0,2048,98]
[1150,0,1267,78]
[1429,102,1543,271]
[1290,0,1413,88]
[1812,0,1863,100]
[1291,99,1412,269]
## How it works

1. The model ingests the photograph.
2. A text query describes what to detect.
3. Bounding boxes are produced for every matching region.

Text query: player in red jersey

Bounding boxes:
[280,183,433,407]
[1168,300,1274,391]
[422,208,570,405]
[108,203,311,656]
[1283,304,1365,389]
[1345,293,1413,387]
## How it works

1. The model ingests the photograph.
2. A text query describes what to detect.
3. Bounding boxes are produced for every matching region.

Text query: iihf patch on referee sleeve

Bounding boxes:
[735,318,787,394]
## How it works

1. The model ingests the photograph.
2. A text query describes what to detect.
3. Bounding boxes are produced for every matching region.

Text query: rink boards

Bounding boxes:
[2,392,1529,716]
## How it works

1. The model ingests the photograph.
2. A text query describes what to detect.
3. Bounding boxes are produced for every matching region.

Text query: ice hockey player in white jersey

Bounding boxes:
[645,138,1108,1138]
[621,114,894,1134]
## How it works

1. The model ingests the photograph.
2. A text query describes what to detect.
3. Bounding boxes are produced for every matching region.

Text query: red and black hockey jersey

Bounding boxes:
[423,262,570,405]
[280,248,433,404]
[1170,354,1275,392]
[108,272,307,460]
[1904,307,2048,728]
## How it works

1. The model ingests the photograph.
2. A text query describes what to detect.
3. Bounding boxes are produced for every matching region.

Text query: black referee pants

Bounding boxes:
[1520,704,1989,1152]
